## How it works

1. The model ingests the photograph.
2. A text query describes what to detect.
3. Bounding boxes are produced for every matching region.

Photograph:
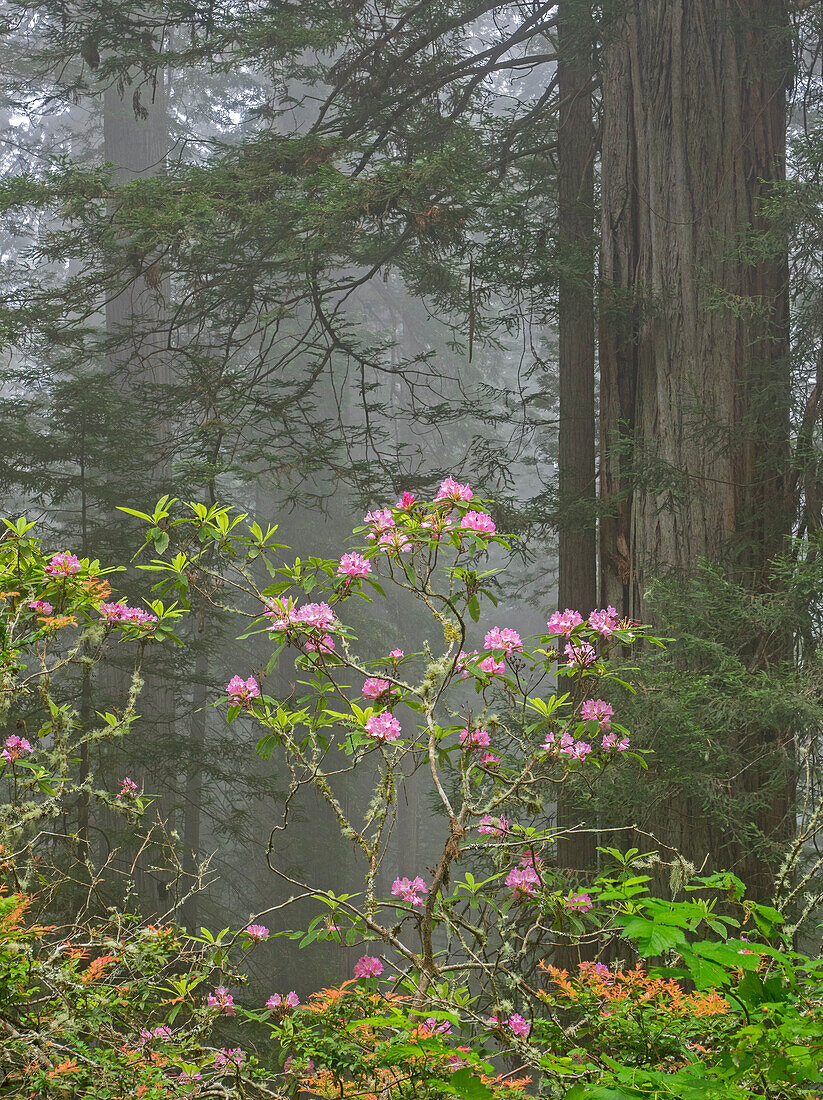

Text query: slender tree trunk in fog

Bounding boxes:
[104,70,179,909]
[555,0,598,908]
[599,0,792,896]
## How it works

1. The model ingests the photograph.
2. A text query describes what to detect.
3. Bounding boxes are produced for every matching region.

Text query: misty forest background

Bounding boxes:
[3,0,823,998]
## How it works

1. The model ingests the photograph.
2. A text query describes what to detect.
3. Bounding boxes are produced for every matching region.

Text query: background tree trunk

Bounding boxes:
[598,0,793,897]
[555,0,598,909]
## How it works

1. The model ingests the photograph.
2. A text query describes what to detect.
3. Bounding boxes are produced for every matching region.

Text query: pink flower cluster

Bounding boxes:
[478,814,509,836]
[338,552,372,579]
[565,640,596,668]
[421,1017,452,1035]
[434,476,473,504]
[565,891,593,912]
[226,676,260,706]
[544,730,592,760]
[484,627,522,653]
[99,603,158,625]
[389,648,404,661]
[214,1048,246,1070]
[365,712,401,742]
[580,698,613,729]
[379,529,412,554]
[391,875,428,906]
[206,986,235,1015]
[602,731,630,752]
[485,1014,531,1038]
[28,599,53,616]
[244,923,269,941]
[2,735,32,764]
[508,1013,531,1038]
[140,1025,172,1045]
[267,991,299,1008]
[266,600,337,654]
[457,651,505,678]
[364,508,395,539]
[547,608,584,636]
[362,677,391,699]
[460,511,496,535]
[45,551,81,576]
[116,777,138,800]
[459,727,491,751]
[589,605,619,636]
[505,864,541,899]
[353,954,383,979]
[397,491,416,510]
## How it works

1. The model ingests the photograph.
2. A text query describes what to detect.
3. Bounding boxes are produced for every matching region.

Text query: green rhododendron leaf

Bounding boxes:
[448,1068,494,1100]
[620,916,687,954]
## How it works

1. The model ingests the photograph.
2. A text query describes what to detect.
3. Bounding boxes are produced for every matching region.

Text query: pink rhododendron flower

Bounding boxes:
[378,529,411,553]
[365,712,401,742]
[2,735,32,764]
[214,1048,245,1070]
[121,607,158,624]
[564,640,596,668]
[456,650,478,677]
[226,676,260,706]
[479,751,500,766]
[389,649,404,661]
[206,986,235,1015]
[28,599,53,616]
[460,511,496,534]
[244,923,270,941]
[435,476,473,503]
[505,865,541,898]
[267,991,299,1008]
[364,508,395,538]
[353,955,383,979]
[397,491,416,509]
[45,551,81,576]
[580,698,614,729]
[304,633,336,654]
[566,891,593,912]
[483,627,522,653]
[362,677,391,699]
[485,1015,499,1028]
[116,776,138,800]
[519,850,542,871]
[295,602,336,630]
[422,1018,452,1035]
[478,814,509,835]
[338,552,372,579]
[391,875,428,906]
[546,608,584,637]
[478,654,505,676]
[178,1070,202,1084]
[602,732,630,752]
[546,731,592,760]
[459,727,491,751]
[99,603,158,625]
[588,606,619,636]
[263,599,299,631]
[508,1014,530,1038]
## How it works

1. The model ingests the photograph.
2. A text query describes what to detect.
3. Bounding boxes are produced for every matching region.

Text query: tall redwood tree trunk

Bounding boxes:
[599,0,792,896]
[556,0,598,897]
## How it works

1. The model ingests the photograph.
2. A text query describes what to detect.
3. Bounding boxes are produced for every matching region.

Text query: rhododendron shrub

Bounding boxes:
[142,486,654,1010]
[0,515,269,1096]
